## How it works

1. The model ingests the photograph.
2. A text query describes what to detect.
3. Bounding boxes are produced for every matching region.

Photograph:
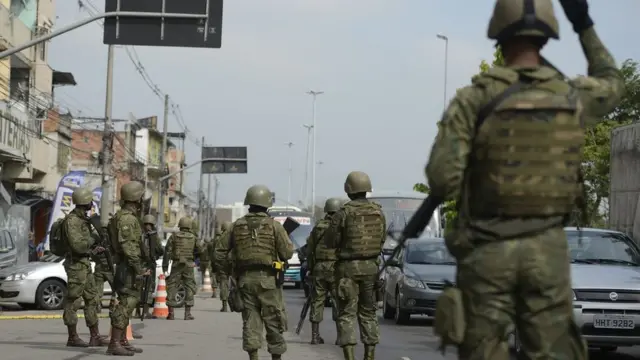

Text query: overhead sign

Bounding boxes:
[103,0,224,48]
[201,146,247,174]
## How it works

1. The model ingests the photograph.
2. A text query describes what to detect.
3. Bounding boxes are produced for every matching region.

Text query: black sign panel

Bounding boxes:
[201,146,246,160]
[103,0,223,48]
[201,161,247,174]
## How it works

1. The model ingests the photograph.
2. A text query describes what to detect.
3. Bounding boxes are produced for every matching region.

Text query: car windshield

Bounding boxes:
[567,230,640,266]
[372,197,438,238]
[289,225,313,250]
[39,253,64,263]
[405,239,455,265]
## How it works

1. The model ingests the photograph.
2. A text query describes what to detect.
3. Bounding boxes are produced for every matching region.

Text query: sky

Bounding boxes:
[48,0,640,207]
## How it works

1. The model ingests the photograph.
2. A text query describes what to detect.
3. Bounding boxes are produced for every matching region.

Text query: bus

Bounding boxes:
[366,191,442,258]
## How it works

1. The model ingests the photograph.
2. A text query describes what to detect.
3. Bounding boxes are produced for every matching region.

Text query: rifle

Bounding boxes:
[140,230,158,321]
[295,281,314,335]
[88,214,116,283]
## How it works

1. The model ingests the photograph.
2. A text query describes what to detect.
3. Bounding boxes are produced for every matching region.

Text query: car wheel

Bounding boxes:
[382,290,395,320]
[175,285,186,307]
[36,279,66,310]
[394,289,410,325]
[598,346,617,352]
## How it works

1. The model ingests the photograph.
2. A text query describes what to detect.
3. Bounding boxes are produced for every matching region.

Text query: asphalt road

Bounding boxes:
[282,287,640,360]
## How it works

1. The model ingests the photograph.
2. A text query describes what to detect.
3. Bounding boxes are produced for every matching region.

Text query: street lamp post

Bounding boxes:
[301,124,313,207]
[306,90,324,217]
[285,141,294,206]
[436,34,449,111]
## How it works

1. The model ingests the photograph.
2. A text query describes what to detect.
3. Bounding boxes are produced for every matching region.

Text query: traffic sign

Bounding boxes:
[103,0,223,48]
[201,146,247,174]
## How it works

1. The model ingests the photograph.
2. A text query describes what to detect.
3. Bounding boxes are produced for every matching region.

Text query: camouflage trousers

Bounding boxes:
[167,263,197,307]
[110,291,140,330]
[93,268,115,312]
[62,261,99,327]
[239,272,288,355]
[454,227,587,360]
[217,272,229,301]
[309,261,338,323]
[334,261,380,347]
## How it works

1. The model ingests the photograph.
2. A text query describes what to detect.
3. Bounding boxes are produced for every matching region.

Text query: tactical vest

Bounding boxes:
[107,210,125,262]
[338,201,385,260]
[468,69,584,218]
[312,219,337,261]
[232,215,277,269]
[171,231,197,263]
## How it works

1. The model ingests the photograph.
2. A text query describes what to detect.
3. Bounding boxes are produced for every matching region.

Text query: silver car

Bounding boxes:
[381,237,455,324]
[513,227,640,354]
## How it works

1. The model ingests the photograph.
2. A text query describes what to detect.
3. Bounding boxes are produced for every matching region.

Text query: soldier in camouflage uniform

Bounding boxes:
[106,181,150,356]
[307,197,342,345]
[213,221,233,309]
[163,217,199,320]
[426,1,624,359]
[214,185,294,360]
[140,214,163,319]
[324,172,386,360]
[93,229,116,316]
[61,187,110,348]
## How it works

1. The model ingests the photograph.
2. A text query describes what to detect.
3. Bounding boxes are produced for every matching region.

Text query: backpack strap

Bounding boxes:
[474,78,530,136]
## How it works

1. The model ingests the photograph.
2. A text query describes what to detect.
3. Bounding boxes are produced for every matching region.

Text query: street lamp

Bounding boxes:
[301,124,313,207]
[436,34,449,111]
[306,90,324,218]
[285,141,294,206]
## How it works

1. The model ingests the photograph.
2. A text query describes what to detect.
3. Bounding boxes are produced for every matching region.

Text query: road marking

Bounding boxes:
[0,313,110,320]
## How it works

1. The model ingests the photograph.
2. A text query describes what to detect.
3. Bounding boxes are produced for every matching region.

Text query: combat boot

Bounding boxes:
[310,322,325,344]
[88,325,109,346]
[144,306,153,319]
[342,345,356,360]
[271,355,282,360]
[105,328,134,356]
[166,307,175,320]
[121,330,143,353]
[248,350,259,360]
[220,300,228,312]
[184,306,195,320]
[363,345,375,360]
[66,324,89,347]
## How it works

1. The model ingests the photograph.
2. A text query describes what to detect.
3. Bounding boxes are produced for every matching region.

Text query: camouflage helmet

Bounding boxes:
[142,214,155,225]
[221,221,232,232]
[72,187,94,206]
[178,216,193,230]
[120,181,145,202]
[244,185,273,208]
[324,198,342,213]
[488,0,559,42]
[344,171,372,194]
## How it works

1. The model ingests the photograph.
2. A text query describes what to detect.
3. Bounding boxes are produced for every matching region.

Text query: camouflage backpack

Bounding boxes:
[49,218,67,257]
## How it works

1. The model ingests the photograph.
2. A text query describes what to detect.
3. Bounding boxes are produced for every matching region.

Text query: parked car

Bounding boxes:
[0,254,185,310]
[0,229,17,270]
[382,236,455,324]
[511,227,640,354]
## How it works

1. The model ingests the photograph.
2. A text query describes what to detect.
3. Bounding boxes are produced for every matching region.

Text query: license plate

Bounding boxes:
[593,315,635,329]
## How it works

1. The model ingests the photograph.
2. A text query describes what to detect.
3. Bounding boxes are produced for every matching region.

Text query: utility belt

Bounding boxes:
[337,255,378,261]
[237,261,287,288]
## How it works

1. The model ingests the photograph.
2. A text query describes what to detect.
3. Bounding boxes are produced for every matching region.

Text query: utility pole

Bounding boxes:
[205,174,211,239]
[211,176,219,239]
[436,34,449,111]
[285,141,294,207]
[197,136,205,237]
[100,44,115,226]
[301,124,313,208]
[306,90,323,218]
[156,94,170,240]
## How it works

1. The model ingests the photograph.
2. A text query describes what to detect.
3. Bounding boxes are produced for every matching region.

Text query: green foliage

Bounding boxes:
[479,47,505,73]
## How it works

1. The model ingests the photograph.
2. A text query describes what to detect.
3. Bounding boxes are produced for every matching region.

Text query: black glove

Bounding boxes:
[559,0,593,33]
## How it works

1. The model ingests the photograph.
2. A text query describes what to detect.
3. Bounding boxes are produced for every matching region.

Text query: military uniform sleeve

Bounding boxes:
[570,27,624,123]
[213,230,232,266]
[162,236,173,272]
[273,221,294,261]
[425,86,481,200]
[324,209,345,249]
[64,215,91,255]
[119,215,144,275]
[153,234,164,258]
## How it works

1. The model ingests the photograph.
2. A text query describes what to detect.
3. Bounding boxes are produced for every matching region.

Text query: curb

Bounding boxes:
[0,313,110,320]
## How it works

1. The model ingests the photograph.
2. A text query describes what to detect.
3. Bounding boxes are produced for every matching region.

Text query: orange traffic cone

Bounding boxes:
[152,274,169,319]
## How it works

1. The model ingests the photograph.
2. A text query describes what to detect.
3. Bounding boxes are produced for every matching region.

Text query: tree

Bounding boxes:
[414,51,640,228]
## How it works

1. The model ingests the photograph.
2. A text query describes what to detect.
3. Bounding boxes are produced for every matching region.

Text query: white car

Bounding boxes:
[0,254,183,310]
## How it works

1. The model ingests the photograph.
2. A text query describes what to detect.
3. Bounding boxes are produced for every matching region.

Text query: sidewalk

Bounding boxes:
[0,294,341,360]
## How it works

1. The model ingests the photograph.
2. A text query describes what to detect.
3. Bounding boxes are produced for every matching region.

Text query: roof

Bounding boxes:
[52,71,77,86]
[564,227,624,234]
